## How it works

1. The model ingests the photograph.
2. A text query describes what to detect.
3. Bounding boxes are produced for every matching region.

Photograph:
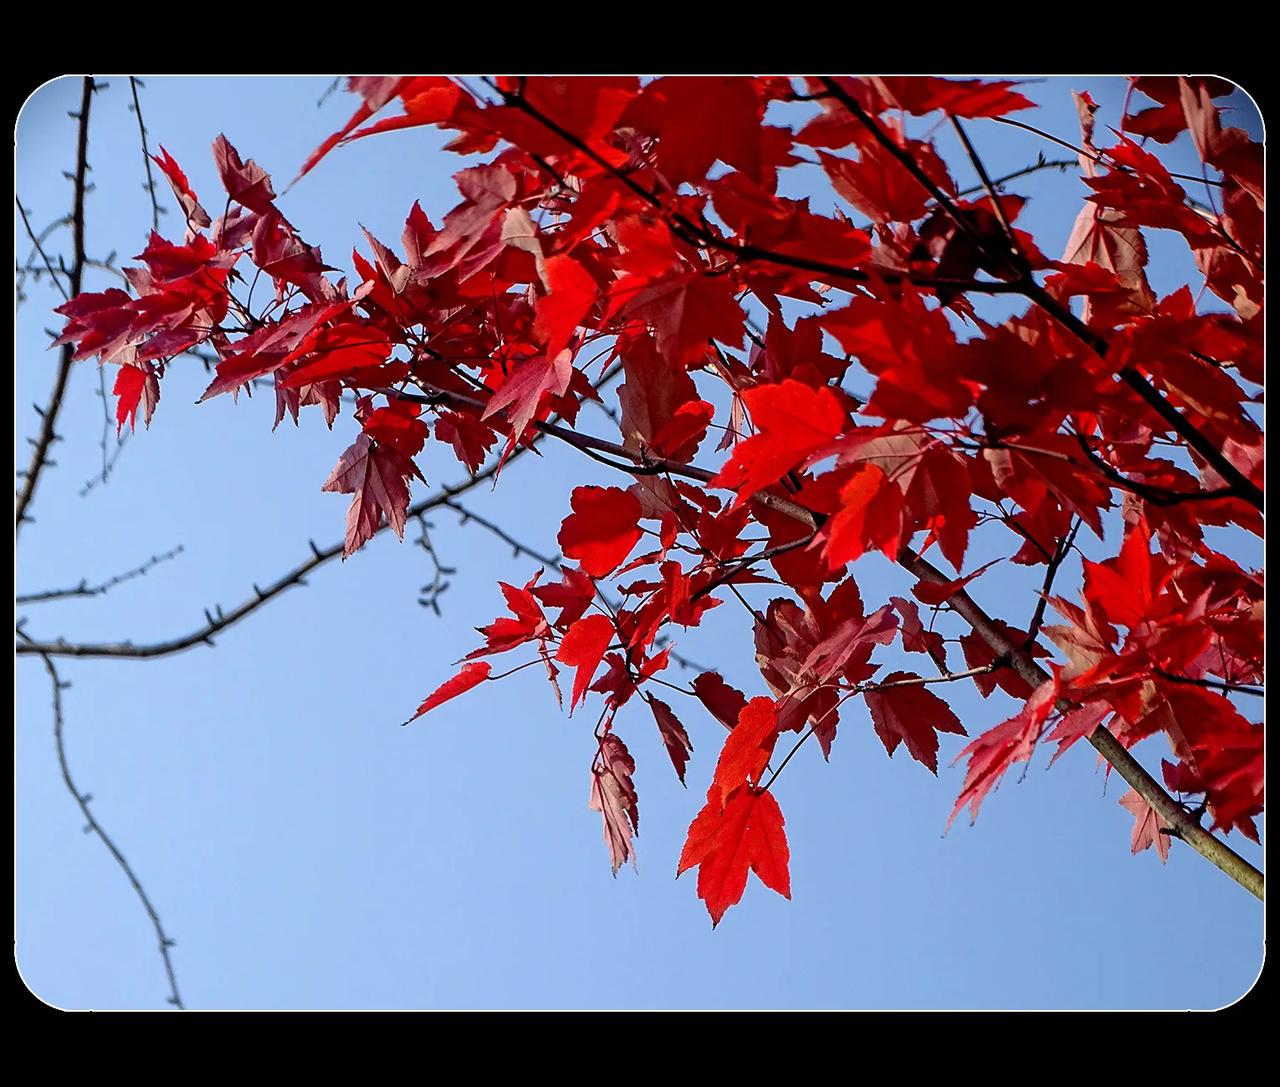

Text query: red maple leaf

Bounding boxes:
[405,662,491,723]
[555,614,616,712]
[865,674,967,774]
[712,379,846,507]
[647,695,693,784]
[678,785,791,926]
[557,486,644,577]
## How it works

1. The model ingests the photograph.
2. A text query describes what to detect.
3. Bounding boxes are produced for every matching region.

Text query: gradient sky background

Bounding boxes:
[15,75,1264,1011]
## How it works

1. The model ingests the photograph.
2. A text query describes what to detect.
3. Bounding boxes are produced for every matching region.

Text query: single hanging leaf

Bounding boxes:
[864,674,967,774]
[1118,789,1171,864]
[678,785,790,926]
[647,695,693,784]
[405,662,491,723]
[589,733,639,875]
[556,614,616,712]
[321,434,424,558]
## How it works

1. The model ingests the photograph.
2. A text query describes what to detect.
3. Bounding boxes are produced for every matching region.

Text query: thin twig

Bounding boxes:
[33,650,185,1008]
[129,77,162,231]
[16,546,184,605]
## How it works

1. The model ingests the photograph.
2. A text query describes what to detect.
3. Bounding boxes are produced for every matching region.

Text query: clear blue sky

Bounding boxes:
[15,75,1264,1010]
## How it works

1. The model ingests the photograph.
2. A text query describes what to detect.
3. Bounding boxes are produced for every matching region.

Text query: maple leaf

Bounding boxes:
[432,410,496,473]
[822,463,906,568]
[555,614,616,712]
[709,697,781,806]
[868,77,1035,118]
[212,135,277,214]
[1118,789,1171,864]
[405,662,491,723]
[647,696,693,784]
[617,333,700,457]
[712,380,846,507]
[112,362,159,435]
[481,348,573,460]
[633,77,765,186]
[152,145,211,227]
[533,255,597,359]
[589,733,640,876]
[678,785,790,926]
[864,674,967,774]
[610,269,745,366]
[321,434,425,558]
[465,575,552,660]
[949,680,1057,829]
[557,486,644,577]
[692,672,748,731]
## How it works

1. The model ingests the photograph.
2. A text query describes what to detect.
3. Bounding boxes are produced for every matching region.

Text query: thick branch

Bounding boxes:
[898,547,1264,901]
[16,77,94,533]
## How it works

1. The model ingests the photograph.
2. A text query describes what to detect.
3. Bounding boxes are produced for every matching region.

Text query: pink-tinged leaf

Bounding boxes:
[648,696,693,784]
[611,268,745,365]
[949,680,1056,829]
[557,486,644,577]
[405,662,491,723]
[321,433,424,558]
[891,596,946,660]
[555,614,615,712]
[864,674,967,774]
[1045,701,1111,765]
[589,733,639,876]
[678,785,790,927]
[481,349,573,455]
[1118,789,1171,863]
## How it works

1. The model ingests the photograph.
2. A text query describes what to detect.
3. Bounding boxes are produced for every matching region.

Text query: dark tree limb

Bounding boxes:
[16,77,95,533]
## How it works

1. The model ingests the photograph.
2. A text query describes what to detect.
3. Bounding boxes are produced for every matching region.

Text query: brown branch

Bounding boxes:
[898,546,1264,901]
[382,397,1266,899]
[31,648,185,1008]
[1025,519,1080,646]
[16,458,517,660]
[15,201,70,303]
[16,77,95,533]
[17,545,184,604]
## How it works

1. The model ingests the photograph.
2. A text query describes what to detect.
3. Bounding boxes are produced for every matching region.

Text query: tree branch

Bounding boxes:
[16,545,184,604]
[16,77,95,533]
[31,648,185,1008]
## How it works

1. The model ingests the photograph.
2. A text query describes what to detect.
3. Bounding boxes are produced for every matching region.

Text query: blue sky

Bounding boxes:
[15,75,1264,1010]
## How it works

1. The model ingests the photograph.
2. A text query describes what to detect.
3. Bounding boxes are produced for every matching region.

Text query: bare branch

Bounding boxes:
[29,648,185,1008]
[128,78,162,232]
[17,545,184,605]
[16,77,95,533]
